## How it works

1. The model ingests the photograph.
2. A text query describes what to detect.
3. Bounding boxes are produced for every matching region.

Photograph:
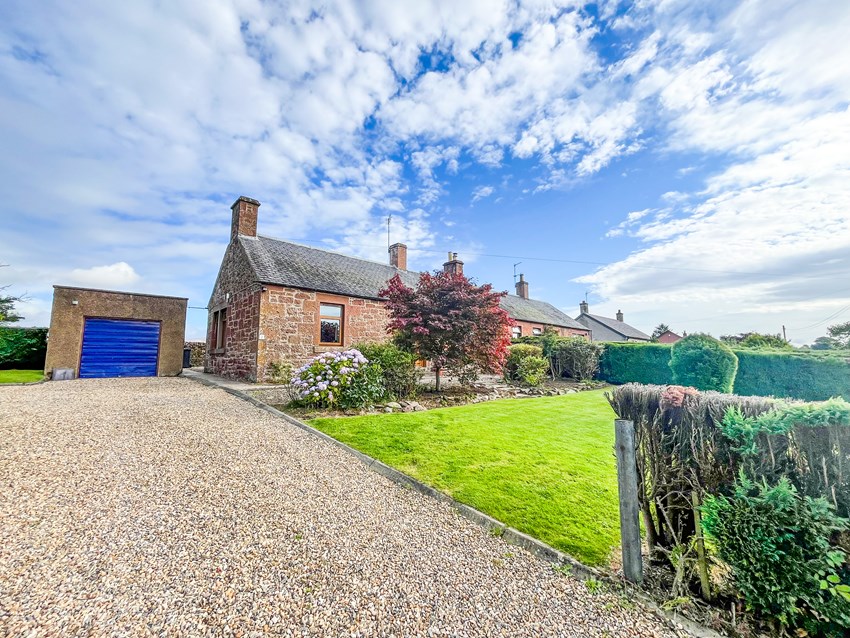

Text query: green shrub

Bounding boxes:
[547,337,603,381]
[597,342,674,385]
[515,355,548,386]
[735,350,850,401]
[291,349,385,408]
[355,341,419,399]
[504,344,546,384]
[670,334,738,392]
[0,327,47,370]
[702,476,850,635]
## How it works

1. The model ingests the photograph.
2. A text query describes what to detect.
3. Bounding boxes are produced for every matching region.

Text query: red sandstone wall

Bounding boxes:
[205,242,261,380]
[256,286,391,381]
[512,319,591,340]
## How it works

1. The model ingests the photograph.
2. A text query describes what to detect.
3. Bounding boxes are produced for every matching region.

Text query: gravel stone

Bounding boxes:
[0,378,686,637]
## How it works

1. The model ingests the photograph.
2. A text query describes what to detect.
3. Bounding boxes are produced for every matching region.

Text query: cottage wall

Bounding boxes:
[206,241,262,380]
[512,319,590,340]
[256,287,390,381]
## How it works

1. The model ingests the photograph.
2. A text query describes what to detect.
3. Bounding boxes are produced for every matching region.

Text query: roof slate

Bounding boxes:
[578,313,651,340]
[240,236,419,299]
[499,294,589,330]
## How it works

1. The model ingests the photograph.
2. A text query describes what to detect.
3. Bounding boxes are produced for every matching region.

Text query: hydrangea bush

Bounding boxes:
[290,349,383,408]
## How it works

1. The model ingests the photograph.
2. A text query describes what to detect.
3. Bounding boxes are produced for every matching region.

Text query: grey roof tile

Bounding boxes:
[499,294,588,330]
[241,236,419,299]
[577,313,651,340]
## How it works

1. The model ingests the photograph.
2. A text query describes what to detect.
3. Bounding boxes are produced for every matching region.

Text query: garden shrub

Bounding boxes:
[702,476,850,636]
[290,349,385,408]
[504,344,547,386]
[0,327,47,370]
[515,355,548,386]
[547,337,603,381]
[597,342,674,385]
[354,341,419,399]
[670,334,738,392]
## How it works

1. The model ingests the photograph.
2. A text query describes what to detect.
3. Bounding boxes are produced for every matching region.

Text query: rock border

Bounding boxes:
[183,371,722,638]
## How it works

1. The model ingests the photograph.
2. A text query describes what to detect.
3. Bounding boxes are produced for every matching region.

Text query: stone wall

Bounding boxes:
[256,286,391,382]
[45,286,187,377]
[512,319,591,340]
[206,241,262,380]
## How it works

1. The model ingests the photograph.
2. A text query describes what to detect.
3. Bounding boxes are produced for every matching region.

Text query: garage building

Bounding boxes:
[45,286,188,379]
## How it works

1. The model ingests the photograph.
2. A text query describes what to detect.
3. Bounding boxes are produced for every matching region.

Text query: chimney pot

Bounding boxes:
[389,242,408,270]
[231,196,260,242]
[515,274,529,299]
[580,300,589,315]
[443,251,464,276]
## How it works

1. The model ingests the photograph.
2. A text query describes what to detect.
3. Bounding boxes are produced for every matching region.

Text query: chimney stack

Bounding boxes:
[515,273,529,299]
[580,300,589,315]
[389,243,408,270]
[443,251,464,276]
[231,196,260,242]
[616,310,624,322]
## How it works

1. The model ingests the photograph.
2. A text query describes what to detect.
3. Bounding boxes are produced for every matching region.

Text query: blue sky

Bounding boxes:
[2,0,849,343]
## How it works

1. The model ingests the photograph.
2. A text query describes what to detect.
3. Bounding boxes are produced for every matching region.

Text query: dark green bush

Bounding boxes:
[597,342,674,385]
[0,327,47,370]
[735,350,850,401]
[547,337,603,381]
[670,334,738,392]
[702,476,850,635]
[355,342,419,399]
[337,363,386,408]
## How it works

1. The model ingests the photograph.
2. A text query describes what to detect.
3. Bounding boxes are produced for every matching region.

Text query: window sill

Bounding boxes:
[211,348,226,355]
[314,344,344,353]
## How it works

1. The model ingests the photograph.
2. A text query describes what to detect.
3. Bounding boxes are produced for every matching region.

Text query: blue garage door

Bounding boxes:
[79,318,161,378]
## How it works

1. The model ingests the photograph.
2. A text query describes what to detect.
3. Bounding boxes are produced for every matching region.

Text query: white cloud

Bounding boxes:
[472,185,495,202]
[66,262,141,289]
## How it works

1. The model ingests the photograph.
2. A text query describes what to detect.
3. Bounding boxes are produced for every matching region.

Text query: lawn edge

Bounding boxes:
[183,372,721,638]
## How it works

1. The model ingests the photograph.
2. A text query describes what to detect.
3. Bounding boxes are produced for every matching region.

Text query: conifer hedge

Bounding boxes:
[0,327,47,370]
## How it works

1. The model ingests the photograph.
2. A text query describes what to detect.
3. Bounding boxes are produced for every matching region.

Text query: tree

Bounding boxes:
[827,321,850,349]
[670,334,738,393]
[0,265,24,325]
[720,332,791,350]
[811,336,840,350]
[651,323,670,342]
[380,271,513,391]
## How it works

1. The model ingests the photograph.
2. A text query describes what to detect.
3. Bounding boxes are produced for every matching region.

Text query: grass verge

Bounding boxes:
[310,389,619,566]
[0,369,43,384]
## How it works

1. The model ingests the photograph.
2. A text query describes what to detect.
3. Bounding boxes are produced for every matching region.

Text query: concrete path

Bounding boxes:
[0,377,684,637]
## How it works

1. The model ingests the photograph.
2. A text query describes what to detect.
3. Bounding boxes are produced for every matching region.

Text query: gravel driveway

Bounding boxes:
[1,377,682,637]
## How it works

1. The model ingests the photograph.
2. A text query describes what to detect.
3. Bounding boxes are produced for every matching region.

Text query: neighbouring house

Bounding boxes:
[45,285,188,379]
[502,274,591,340]
[206,197,590,381]
[656,329,683,344]
[575,302,651,342]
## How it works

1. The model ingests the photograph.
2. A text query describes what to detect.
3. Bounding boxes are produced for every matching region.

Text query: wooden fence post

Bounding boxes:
[615,419,643,584]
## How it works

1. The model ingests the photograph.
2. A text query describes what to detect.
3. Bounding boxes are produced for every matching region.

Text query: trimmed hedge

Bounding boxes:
[670,334,738,393]
[597,342,674,385]
[0,327,48,370]
[735,349,850,401]
[598,342,850,401]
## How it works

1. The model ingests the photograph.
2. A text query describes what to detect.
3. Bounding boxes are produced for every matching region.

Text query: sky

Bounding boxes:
[1,0,849,343]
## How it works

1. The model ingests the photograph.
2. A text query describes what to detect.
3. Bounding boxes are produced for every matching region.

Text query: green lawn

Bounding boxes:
[0,369,43,384]
[311,390,620,566]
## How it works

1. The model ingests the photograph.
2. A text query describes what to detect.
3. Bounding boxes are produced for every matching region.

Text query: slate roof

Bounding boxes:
[499,294,588,331]
[577,313,651,341]
[240,236,419,299]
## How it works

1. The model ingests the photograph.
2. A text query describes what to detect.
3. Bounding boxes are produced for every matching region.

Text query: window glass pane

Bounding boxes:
[321,319,341,343]
[320,304,342,318]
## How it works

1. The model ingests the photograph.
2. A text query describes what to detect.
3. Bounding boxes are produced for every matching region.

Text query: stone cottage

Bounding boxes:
[206,197,590,381]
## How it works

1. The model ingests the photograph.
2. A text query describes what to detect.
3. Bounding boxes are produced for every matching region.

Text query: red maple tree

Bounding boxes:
[380,271,513,391]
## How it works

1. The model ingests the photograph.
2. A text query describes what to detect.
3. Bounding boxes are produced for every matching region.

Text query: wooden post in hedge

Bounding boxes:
[615,419,643,584]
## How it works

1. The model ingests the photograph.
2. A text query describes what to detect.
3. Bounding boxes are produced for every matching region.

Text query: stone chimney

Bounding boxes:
[389,243,408,270]
[515,273,529,299]
[580,300,589,315]
[616,310,624,322]
[443,251,464,276]
[231,196,260,242]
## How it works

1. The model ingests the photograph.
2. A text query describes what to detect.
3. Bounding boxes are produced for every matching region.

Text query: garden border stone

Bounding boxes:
[182,370,721,638]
